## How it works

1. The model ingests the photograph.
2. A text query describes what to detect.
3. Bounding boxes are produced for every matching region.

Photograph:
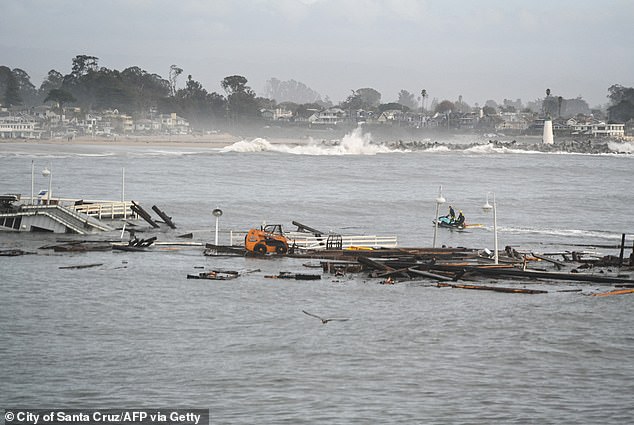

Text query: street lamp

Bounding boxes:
[432,186,446,248]
[212,207,223,246]
[41,163,52,205]
[30,160,34,205]
[482,192,498,264]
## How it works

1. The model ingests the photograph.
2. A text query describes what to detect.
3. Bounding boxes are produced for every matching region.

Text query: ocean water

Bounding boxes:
[1,131,633,424]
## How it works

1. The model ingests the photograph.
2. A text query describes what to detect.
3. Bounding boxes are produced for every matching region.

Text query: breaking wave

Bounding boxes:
[220,126,634,157]
[499,225,625,241]
[221,126,401,155]
[607,140,634,153]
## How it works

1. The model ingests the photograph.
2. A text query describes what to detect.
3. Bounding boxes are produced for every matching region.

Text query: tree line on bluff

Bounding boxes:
[1,55,634,127]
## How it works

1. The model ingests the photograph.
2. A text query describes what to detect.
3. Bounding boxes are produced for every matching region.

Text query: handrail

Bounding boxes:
[229,231,397,249]
[71,201,136,219]
[20,204,113,232]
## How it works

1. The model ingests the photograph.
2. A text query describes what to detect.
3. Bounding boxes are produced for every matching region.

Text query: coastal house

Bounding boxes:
[134,118,161,133]
[376,110,405,125]
[0,114,42,139]
[496,112,530,132]
[308,108,346,126]
[457,112,480,129]
[261,107,293,121]
[568,117,625,138]
[102,109,134,134]
[159,112,190,134]
[592,122,624,138]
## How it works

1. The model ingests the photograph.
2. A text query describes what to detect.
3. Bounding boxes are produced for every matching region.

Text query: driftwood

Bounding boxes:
[292,220,324,236]
[591,288,634,297]
[204,244,247,256]
[152,205,176,229]
[466,266,634,285]
[52,242,112,252]
[130,201,159,228]
[0,249,35,256]
[265,272,321,280]
[531,253,568,270]
[437,282,548,294]
[356,255,393,272]
[59,263,103,270]
[407,268,454,281]
[187,270,239,280]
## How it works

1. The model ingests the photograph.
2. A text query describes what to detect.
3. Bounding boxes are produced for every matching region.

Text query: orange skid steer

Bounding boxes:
[244,224,289,255]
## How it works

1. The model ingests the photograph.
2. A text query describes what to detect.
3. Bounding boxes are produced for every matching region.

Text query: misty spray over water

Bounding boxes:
[220,126,399,155]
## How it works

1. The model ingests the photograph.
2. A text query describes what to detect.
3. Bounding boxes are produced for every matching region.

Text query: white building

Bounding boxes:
[309,108,346,125]
[0,115,42,139]
[159,113,190,134]
[568,118,625,138]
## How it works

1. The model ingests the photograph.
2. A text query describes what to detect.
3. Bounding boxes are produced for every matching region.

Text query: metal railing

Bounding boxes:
[229,231,397,250]
[18,204,114,233]
[71,201,136,220]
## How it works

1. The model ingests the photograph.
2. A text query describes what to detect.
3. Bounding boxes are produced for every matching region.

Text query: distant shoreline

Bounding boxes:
[0,133,311,149]
[1,131,631,151]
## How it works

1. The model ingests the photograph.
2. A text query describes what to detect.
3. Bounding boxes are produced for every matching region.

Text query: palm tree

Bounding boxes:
[421,89,428,112]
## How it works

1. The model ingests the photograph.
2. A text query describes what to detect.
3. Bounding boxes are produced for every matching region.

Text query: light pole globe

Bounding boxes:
[212,208,223,246]
[432,186,446,248]
[482,192,498,264]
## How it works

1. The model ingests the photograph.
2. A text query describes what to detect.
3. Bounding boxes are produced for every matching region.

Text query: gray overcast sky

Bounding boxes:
[2,0,633,108]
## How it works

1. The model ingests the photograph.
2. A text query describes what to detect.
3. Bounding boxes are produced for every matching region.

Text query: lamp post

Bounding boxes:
[30,160,34,205]
[41,163,52,205]
[432,186,446,248]
[482,192,498,264]
[212,207,223,246]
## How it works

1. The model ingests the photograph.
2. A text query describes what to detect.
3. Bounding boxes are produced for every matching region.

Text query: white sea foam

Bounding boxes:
[464,144,516,154]
[216,129,634,157]
[500,225,623,241]
[608,141,634,153]
[220,126,403,155]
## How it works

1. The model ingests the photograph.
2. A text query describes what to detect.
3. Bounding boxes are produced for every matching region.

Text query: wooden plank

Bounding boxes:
[130,200,159,228]
[152,205,176,229]
[437,282,548,294]
[468,266,634,284]
[407,268,454,281]
[531,253,568,269]
[59,263,103,269]
[357,255,393,271]
[591,288,634,297]
[292,220,324,235]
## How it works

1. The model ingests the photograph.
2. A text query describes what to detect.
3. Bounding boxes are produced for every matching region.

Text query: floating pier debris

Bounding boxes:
[113,235,157,252]
[302,310,349,324]
[152,205,176,229]
[59,263,103,270]
[265,272,321,280]
[591,288,634,297]
[0,249,35,256]
[437,282,548,294]
[130,201,159,228]
[187,270,239,280]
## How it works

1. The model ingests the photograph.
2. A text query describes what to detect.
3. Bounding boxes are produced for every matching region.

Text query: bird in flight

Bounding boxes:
[302,310,349,324]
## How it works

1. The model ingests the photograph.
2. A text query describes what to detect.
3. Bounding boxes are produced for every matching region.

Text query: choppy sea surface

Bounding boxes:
[1,130,633,424]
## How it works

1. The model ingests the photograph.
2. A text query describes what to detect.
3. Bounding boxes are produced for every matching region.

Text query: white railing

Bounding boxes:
[30,197,136,220]
[18,204,114,233]
[71,201,136,220]
[229,231,397,250]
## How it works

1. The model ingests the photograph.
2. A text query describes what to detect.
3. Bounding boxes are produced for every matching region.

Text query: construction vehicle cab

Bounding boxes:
[245,224,289,255]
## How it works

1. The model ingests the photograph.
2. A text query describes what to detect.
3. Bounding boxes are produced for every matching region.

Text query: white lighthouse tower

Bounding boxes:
[543,118,554,144]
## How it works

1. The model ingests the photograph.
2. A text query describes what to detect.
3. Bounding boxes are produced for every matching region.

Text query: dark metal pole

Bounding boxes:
[618,233,625,266]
